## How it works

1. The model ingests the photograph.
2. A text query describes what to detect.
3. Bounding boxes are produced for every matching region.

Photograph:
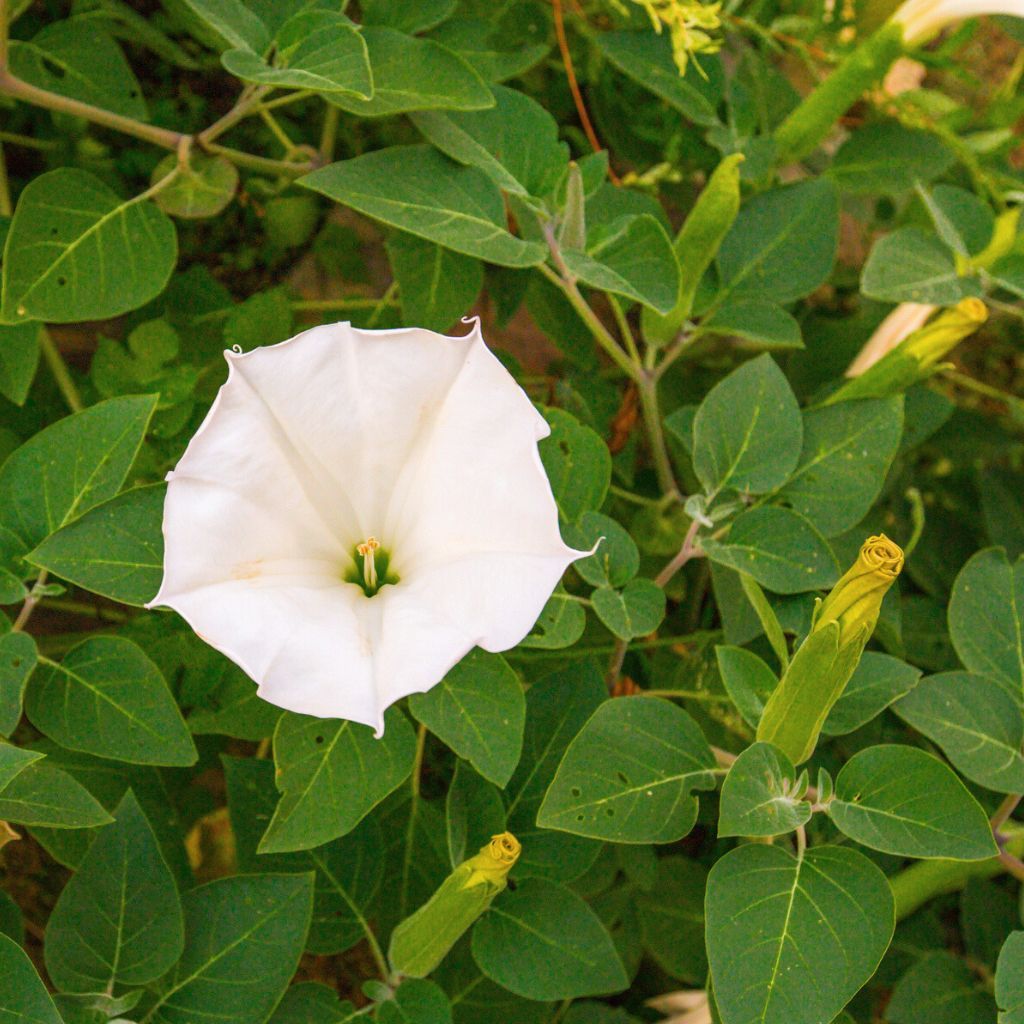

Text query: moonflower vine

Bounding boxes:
[149,321,586,734]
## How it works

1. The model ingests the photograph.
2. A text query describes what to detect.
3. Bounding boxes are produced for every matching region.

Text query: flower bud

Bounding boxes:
[757,536,904,764]
[388,833,521,979]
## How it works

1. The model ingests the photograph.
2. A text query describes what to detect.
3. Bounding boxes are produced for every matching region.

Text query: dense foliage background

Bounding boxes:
[1,1,1024,1022]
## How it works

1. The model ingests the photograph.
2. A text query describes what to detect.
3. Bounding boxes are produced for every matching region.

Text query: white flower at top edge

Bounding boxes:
[893,0,1024,43]
[148,320,588,735]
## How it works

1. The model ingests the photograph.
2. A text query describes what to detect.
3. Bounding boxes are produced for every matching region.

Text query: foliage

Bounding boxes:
[0,1,1023,1022]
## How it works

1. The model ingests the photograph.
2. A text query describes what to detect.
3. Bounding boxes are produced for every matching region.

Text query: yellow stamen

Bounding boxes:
[357,537,380,591]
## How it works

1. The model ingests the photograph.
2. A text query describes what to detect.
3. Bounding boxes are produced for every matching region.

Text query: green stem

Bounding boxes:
[197,85,271,147]
[0,142,10,217]
[607,294,640,365]
[411,724,427,800]
[319,103,340,163]
[39,327,84,413]
[637,371,681,501]
[204,142,313,177]
[0,129,59,150]
[293,296,398,313]
[889,823,1024,920]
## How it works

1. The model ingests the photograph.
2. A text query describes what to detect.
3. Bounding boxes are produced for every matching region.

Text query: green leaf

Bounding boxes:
[888,951,996,1024]
[538,407,612,523]
[147,874,313,1024]
[706,844,894,1024]
[151,153,239,220]
[564,512,639,589]
[715,644,777,729]
[261,708,416,853]
[861,226,977,304]
[0,633,37,737]
[410,651,524,788]
[829,122,955,195]
[997,932,1024,1024]
[386,233,483,334]
[178,0,270,52]
[738,573,790,671]
[829,744,997,859]
[222,11,372,96]
[0,322,39,406]
[692,354,802,497]
[471,877,627,1000]
[412,85,567,199]
[28,484,164,606]
[0,394,156,557]
[0,169,177,324]
[777,397,904,537]
[562,215,679,314]
[699,298,803,350]
[9,20,148,119]
[379,980,453,1024]
[0,932,63,1024]
[225,756,384,956]
[26,637,197,767]
[0,759,113,828]
[506,664,605,879]
[518,588,586,650]
[918,183,994,257]
[716,179,839,304]
[595,31,722,126]
[363,0,456,33]
[446,760,506,867]
[948,548,1024,699]
[300,146,544,268]
[590,580,666,640]
[894,671,1024,793]
[702,507,839,594]
[634,856,707,984]
[327,27,491,117]
[0,742,43,793]
[426,10,548,84]
[538,696,716,843]
[44,790,183,992]
[187,664,281,741]
[719,742,811,837]
[268,983,359,1024]
[980,470,1024,561]
[823,651,921,735]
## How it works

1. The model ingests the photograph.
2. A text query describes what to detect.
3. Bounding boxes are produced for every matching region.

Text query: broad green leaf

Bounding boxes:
[386,233,483,334]
[268,982,359,1024]
[948,548,1024,698]
[300,146,544,267]
[222,11,372,96]
[186,664,281,741]
[563,215,680,314]
[412,85,567,199]
[888,951,996,1024]
[699,298,802,350]
[0,322,39,406]
[446,760,506,867]
[718,742,811,837]
[0,170,177,324]
[706,844,894,1024]
[538,696,716,843]
[716,179,839,304]
[225,756,385,955]
[962,877,1018,968]
[595,31,722,126]
[28,484,164,606]
[823,651,921,735]
[829,122,955,195]
[738,573,790,671]
[363,0,456,33]
[0,890,23,943]
[426,10,548,84]
[539,407,612,523]
[410,651,524,788]
[997,932,1024,1024]
[26,637,197,767]
[564,512,639,589]
[590,580,666,640]
[692,354,802,497]
[471,877,627,1000]
[715,644,777,729]
[327,27,491,117]
[0,395,156,557]
[919,183,994,257]
[506,664,605,879]
[894,671,1024,793]
[829,744,997,859]
[0,743,43,792]
[980,470,1024,561]
[45,791,183,992]
[777,397,904,537]
[0,932,63,1024]
[147,874,313,1024]
[261,708,416,853]
[635,856,707,984]
[151,153,238,220]
[0,633,37,737]
[861,227,977,304]
[0,759,113,828]
[702,507,839,594]
[518,587,586,650]
[378,980,453,1024]
[9,20,147,119]
[178,0,270,52]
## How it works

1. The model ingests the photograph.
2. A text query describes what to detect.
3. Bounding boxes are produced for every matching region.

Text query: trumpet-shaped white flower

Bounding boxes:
[894,0,1024,43]
[149,320,585,734]
[845,301,934,377]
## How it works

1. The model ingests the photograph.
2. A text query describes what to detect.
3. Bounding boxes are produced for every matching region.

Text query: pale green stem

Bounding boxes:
[39,327,84,413]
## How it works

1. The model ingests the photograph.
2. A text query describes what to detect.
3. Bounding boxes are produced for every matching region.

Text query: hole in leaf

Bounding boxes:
[314,735,324,744]
[41,56,66,80]
[57,276,67,287]
[616,771,629,785]
[570,786,581,797]
[11,658,21,668]
[576,814,584,821]
[605,807,615,817]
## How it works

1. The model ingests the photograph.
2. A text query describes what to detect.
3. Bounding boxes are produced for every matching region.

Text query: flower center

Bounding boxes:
[346,537,399,597]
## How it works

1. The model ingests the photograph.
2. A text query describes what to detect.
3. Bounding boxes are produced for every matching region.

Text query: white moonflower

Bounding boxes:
[894,0,1024,42]
[148,320,586,734]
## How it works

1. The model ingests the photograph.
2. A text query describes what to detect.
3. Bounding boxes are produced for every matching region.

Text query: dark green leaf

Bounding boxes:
[830,123,955,195]
[445,760,506,867]
[539,407,612,523]
[0,759,113,828]
[700,299,803,350]
[719,741,811,837]
[518,588,586,650]
[997,932,1024,1024]
[178,0,270,52]
[590,580,666,640]
[715,644,777,729]
[888,951,996,1024]
[823,651,921,735]
[862,227,977,304]
[362,0,456,33]
[268,983,359,1024]
[0,322,39,406]
[0,633,37,738]
[0,932,63,1024]
[151,153,239,220]
[635,856,707,984]
[426,11,548,84]
[0,743,43,793]
[378,979,453,1024]
[565,512,639,589]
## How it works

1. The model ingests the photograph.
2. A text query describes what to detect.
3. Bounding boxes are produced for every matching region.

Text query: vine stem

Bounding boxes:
[654,517,703,588]
[39,328,84,413]
[991,792,1021,832]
